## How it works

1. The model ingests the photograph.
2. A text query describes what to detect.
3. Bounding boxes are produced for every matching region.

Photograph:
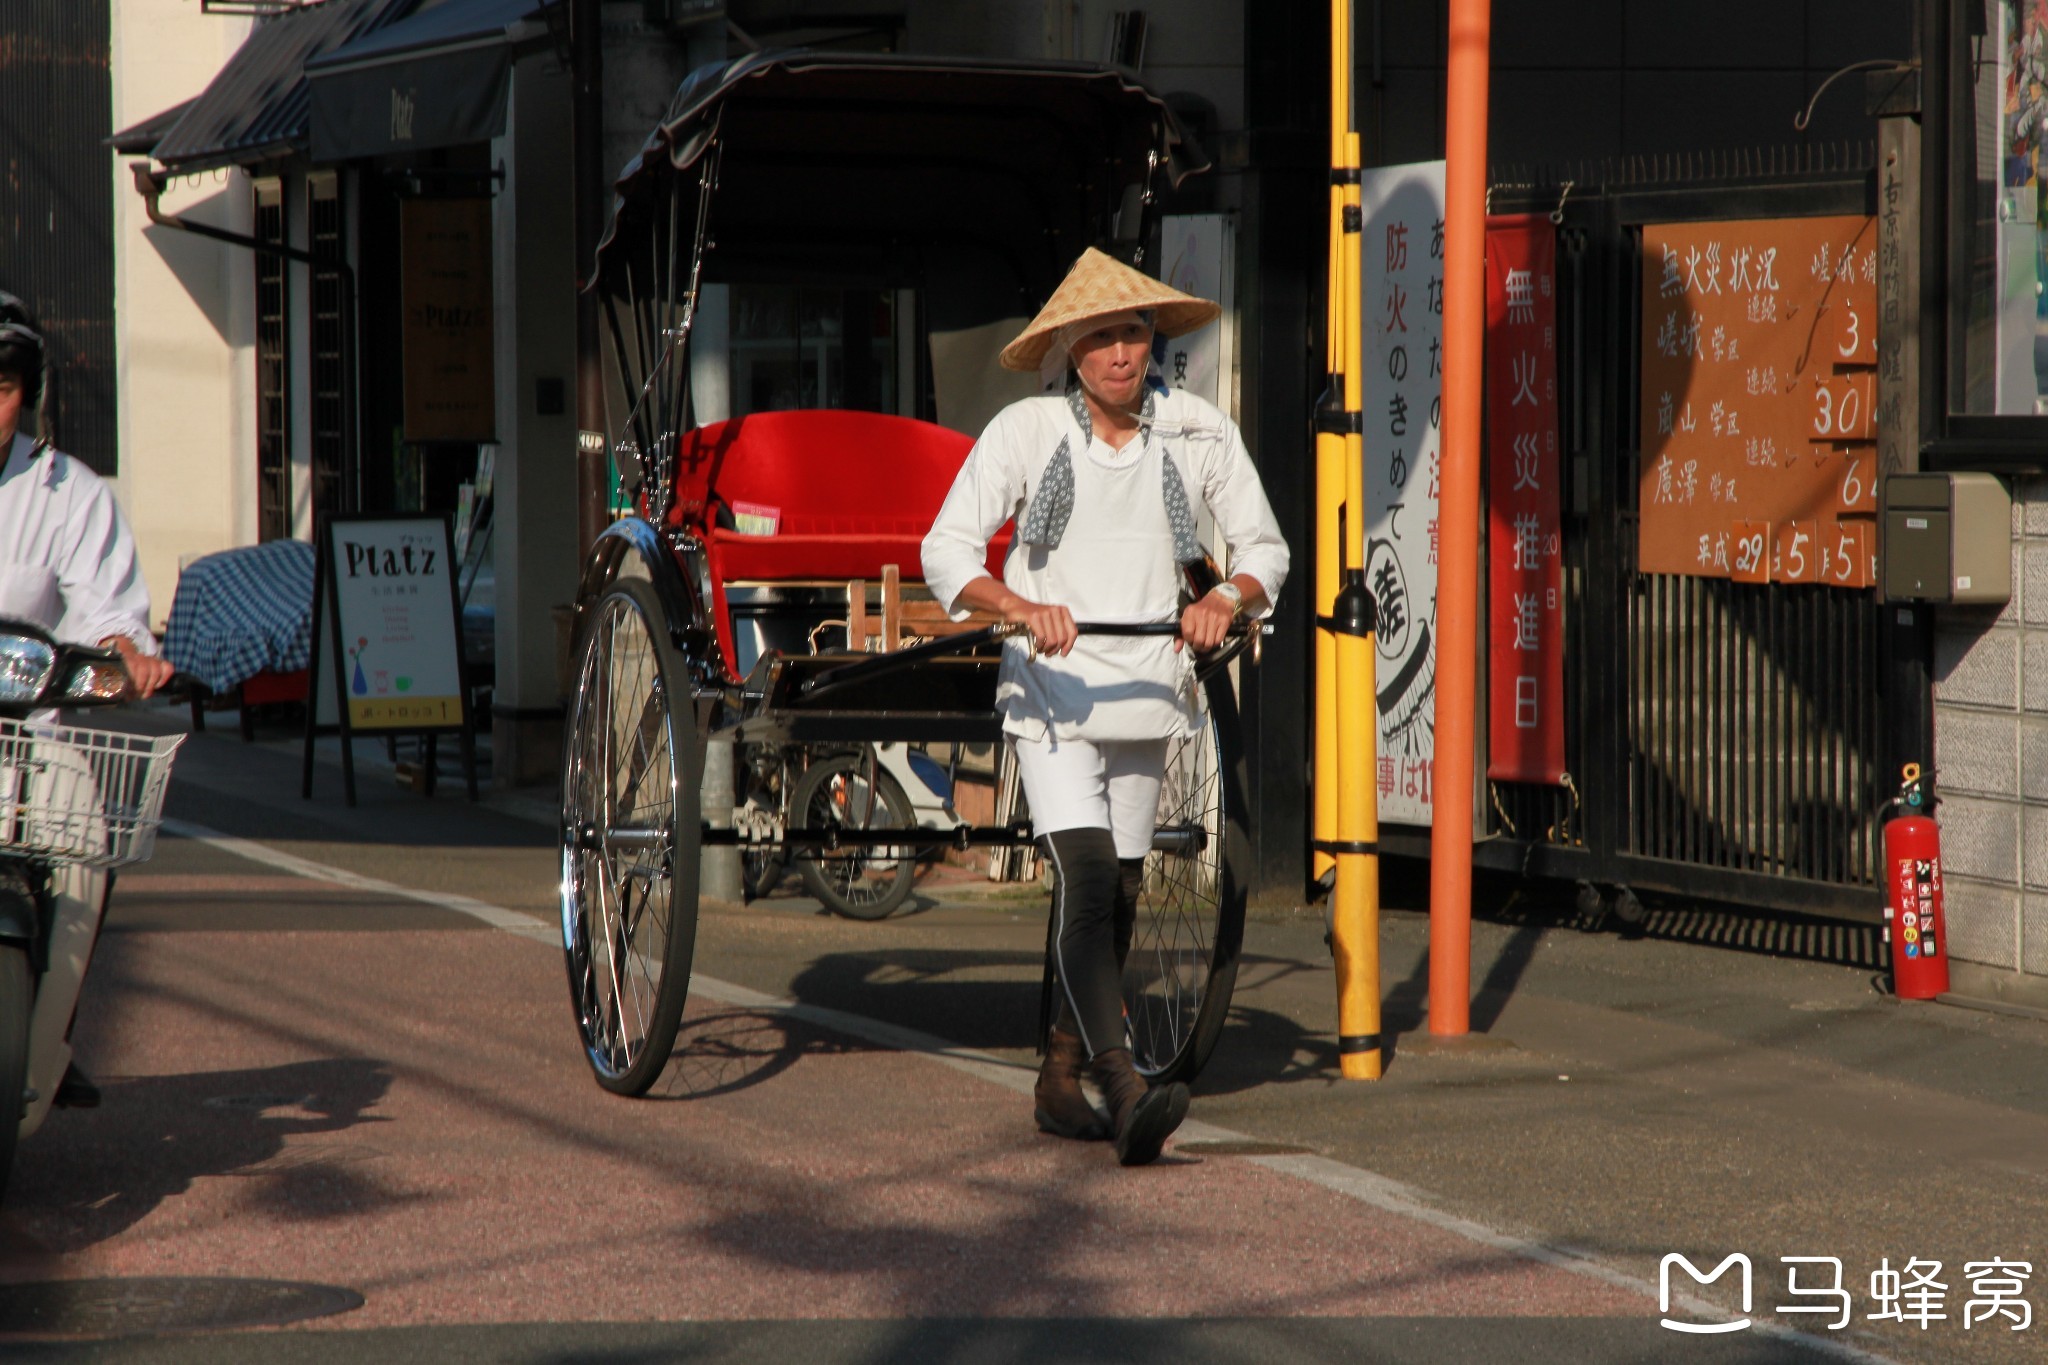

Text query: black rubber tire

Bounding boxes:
[1123,666,1248,1085]
[792,753,918,921]
[0,943,30,1205]
[560,576,705,1096]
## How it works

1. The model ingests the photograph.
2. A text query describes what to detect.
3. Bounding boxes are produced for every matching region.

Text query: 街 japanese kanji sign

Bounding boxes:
[1361,161,1445,825]
[1639,215,1879,584]
[1485,217,1566,785]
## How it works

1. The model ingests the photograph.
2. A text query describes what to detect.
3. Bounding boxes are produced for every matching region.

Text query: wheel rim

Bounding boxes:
[803,759,911,911]
[1124,687,1227,1076]
[562,593,680,1081]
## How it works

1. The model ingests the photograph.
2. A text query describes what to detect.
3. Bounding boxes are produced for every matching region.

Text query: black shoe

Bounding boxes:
[54,1064,100,1109]
[1114,1082,1189,1167]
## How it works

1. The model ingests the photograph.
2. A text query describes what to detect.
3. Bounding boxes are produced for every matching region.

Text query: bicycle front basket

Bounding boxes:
[0,718,185,868]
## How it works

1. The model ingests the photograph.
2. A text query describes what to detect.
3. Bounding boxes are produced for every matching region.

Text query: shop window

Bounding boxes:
[1952,0,2048,415]
[308,172,351,519]
[727,285,900,418]
[253,179,290,542]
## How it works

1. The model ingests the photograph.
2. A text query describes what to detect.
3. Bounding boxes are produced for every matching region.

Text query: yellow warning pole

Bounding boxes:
[1313,0,1350,886]
[1332,120,1382,1081]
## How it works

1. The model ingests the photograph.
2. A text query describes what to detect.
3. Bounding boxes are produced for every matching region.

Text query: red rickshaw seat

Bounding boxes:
[663,409,1007,674]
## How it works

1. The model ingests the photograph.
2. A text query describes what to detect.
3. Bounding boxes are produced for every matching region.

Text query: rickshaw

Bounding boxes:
[564,50,1261,1097]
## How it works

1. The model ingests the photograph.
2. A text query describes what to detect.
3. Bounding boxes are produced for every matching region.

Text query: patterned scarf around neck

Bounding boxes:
[1017,378,1200,562]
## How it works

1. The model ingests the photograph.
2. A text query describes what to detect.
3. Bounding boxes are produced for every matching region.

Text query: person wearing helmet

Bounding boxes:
[922,249,1290,1166]
[0,294,171,1112]
[0,296,169,699]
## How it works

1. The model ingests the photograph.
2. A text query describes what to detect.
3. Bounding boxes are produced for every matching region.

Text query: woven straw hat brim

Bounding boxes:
[1000,248,1221,372]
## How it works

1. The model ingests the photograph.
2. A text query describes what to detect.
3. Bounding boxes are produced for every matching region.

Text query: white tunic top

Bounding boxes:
[922,387,1288,742]
[0,433,158,653]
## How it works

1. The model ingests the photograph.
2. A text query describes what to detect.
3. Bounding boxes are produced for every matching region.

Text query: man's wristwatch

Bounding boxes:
[1212,581,1245,619]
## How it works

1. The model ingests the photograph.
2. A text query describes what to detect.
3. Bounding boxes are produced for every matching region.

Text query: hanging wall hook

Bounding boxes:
[1794,59,1916,132]
[1550,179,1575,225]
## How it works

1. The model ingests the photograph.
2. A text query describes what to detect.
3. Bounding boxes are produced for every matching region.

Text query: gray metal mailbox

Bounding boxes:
[1882,472,2012,606]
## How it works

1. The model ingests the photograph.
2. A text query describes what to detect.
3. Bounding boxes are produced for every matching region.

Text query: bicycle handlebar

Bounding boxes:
[796,619,1267,700]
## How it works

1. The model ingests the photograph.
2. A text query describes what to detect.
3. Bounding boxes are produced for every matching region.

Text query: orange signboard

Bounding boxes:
[1639,215,1878,584]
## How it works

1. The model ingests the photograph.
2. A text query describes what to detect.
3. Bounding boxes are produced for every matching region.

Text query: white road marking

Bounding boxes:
[159,817,1896,1363]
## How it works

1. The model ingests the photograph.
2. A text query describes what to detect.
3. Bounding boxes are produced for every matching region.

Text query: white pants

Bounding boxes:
[1012,734,1169,860]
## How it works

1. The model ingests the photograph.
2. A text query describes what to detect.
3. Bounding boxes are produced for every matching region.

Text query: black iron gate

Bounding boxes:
[1457,146,1889,920]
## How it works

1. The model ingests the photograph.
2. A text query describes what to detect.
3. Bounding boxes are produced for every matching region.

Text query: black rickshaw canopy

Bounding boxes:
[589,50,1210,303]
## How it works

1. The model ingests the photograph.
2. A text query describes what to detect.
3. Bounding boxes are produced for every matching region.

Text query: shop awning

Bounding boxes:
[138,0,419,173]
[305,0,553,162]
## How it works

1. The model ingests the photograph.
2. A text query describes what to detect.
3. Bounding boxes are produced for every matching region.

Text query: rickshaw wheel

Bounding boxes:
[791,752,917,920]
[560,577,704,1096]
[1123,666,1248,1084]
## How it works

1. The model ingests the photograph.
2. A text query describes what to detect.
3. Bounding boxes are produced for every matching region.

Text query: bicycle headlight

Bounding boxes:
[58,656,131,702]
[0,636,56,703]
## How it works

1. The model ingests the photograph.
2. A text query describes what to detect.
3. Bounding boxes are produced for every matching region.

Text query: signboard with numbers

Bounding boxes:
[1638,215,1879,586]
[1361,161,1446,825]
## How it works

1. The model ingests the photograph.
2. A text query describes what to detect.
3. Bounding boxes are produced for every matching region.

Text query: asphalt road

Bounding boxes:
[2,712,2042,1362]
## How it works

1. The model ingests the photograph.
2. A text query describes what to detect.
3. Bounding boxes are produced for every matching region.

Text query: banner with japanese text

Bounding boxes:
[1484,217,1567,784]
[1361,162,1446,825]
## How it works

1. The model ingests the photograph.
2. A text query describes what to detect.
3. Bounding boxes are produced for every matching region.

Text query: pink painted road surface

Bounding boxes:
[0,890,1653,1332]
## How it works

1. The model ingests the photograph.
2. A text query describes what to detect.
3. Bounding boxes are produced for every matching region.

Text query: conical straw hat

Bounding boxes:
[999,247,1221,372]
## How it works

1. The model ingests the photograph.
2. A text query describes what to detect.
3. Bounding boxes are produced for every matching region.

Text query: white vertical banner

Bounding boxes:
[1158,214,1233,409]
[1360,161,1446,826]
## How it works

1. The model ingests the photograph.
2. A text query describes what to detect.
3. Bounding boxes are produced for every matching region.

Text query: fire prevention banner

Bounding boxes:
[1360,161,1446,826]
[1484,216,1567,784]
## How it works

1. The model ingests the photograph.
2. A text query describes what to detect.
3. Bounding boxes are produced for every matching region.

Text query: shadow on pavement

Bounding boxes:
[2,1058,397,1261]
[785,949,1044,1053]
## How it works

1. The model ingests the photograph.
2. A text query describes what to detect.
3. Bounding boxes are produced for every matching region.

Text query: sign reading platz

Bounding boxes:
[313,517,466,732]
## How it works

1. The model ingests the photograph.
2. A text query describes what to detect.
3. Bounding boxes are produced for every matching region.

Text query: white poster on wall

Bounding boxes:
[1157,214,1234,411]
[1360,161,1446,827]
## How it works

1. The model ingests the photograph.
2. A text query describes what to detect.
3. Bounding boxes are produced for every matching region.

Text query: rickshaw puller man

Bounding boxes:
[923,248,1290,1167]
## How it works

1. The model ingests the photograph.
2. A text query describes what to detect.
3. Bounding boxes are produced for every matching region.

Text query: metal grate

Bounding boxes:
[0,3,117,473]
[1628,575,1882,887]
[255,181,291,541]
[308,173,350,518]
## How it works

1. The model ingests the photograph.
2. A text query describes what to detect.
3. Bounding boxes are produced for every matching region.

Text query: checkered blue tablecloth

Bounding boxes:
[161,540,316,695]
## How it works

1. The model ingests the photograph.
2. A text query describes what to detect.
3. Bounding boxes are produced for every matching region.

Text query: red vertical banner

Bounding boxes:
[1484,217,1567,784]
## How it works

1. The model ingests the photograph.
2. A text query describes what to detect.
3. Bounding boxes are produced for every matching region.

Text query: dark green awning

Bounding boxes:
[305,0,551,162]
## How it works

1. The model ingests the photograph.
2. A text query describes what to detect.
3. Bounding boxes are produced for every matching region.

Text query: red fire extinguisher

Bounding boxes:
[1882,763,1950,1001]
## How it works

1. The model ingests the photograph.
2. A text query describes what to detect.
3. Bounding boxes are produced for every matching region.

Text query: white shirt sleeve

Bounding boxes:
[1197,417,1290,615]
[53,461,157,655]
[922,408,1026,621]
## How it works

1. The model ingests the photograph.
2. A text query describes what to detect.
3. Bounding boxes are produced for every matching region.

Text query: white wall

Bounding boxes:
[110,2,258,625]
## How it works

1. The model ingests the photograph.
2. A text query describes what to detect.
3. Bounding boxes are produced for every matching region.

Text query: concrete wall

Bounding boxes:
[110,2,257,623]
[1933,479,2048,1008]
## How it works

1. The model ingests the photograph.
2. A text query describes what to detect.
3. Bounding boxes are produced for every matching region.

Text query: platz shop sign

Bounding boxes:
[312,517,469,735]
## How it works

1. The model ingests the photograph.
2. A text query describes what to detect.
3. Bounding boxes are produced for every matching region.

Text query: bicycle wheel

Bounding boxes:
[0,943,27,1204]
[560,576,704,1096]
[792,753,917,921]
[1124,665,1248,1083]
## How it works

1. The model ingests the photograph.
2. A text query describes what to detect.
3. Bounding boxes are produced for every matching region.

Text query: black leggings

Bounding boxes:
[1040,827,1146,1058]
